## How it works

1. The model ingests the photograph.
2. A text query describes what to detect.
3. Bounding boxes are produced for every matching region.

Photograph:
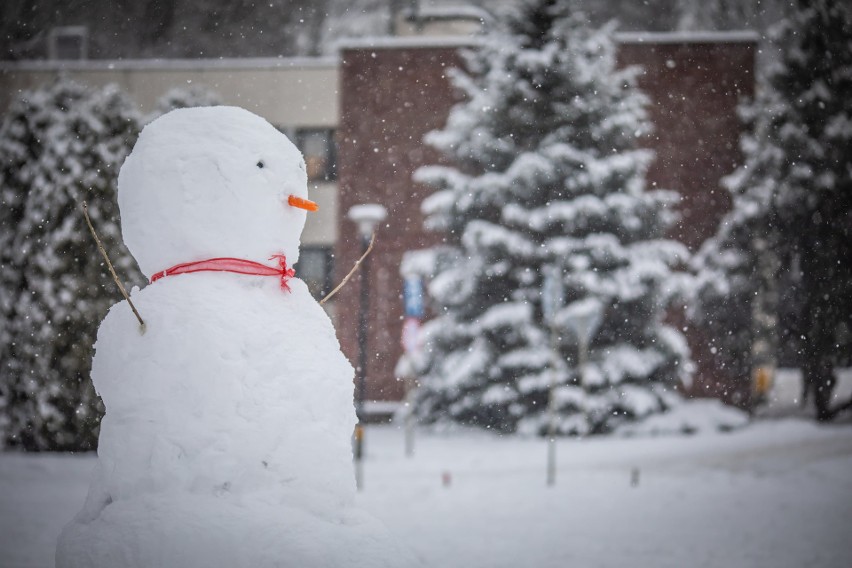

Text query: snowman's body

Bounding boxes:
[57,107,416,567]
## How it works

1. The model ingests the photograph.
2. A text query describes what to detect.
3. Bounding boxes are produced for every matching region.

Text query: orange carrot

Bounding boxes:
[288,195,319,212]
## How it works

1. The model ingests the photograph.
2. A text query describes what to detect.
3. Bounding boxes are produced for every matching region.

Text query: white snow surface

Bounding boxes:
[3,416,852,568]
[55,107,417,567]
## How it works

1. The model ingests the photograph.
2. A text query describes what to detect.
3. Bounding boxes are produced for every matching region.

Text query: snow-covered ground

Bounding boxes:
[2,372,852,568]
[756,367,852,419]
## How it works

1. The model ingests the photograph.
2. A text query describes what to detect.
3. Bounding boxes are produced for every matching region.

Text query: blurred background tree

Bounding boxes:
[692,0,852,420]
[150,85,224,121]
[0,79,223,450]
[0,78,143,450]
[410,0,690,435]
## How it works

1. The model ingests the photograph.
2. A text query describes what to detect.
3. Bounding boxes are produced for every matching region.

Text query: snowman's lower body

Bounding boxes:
[56,491,416,568]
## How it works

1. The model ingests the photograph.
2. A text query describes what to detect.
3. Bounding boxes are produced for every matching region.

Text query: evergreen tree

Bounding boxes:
[690,216,761,404]
[409,0,691,435]
[0,78,143,450]
[674,0,790,33]
[694,0,852,421]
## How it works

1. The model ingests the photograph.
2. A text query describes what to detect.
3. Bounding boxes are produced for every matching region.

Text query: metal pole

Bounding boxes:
[750,236,778,411]
[404,370,415,458]
[578,334,588,391]
[546,323,559,486]
[399,353,415,458]
[354,232,371,491]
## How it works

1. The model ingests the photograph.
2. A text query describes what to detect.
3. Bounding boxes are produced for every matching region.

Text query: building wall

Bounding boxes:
[336,43,468,402]
[0,58,338,126]
[617,33,756,251]
[336,35,757,405]
[618,33,757,401]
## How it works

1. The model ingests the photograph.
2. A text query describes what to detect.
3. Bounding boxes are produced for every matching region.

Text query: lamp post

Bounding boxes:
[541,265,564,487]
[347,203,387,491]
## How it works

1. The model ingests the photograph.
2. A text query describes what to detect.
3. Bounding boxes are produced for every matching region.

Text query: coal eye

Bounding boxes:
[257,160,265,169]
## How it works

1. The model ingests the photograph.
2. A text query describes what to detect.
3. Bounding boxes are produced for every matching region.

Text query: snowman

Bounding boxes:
[57,107,418,567]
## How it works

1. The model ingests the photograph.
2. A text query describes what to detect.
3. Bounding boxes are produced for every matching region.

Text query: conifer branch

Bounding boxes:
[80,201,146,332]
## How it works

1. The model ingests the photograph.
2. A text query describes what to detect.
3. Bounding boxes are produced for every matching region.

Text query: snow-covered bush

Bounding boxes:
[0,78,144,450]
[150,85,223,121]
[409,0,691,435]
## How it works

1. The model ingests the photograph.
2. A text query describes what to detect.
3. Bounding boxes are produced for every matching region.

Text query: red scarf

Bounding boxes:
[150,254,295,292]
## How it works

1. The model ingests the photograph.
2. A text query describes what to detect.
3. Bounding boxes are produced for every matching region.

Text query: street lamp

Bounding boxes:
[347,203,387,491]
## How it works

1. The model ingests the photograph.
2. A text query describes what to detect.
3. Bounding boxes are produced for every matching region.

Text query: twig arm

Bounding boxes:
[81,202,146,331]
[320,231,376,305]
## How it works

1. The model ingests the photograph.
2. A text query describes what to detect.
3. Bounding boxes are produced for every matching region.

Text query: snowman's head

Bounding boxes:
[118,106,313,279]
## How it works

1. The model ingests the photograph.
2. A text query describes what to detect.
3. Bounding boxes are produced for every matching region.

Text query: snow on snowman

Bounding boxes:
[57,107,419,567]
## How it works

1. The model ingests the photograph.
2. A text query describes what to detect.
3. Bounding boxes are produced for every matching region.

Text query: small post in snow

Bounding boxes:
[542,264,564,487]
[400,274,424,458]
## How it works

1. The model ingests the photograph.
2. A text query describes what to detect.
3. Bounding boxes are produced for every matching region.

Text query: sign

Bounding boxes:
[563,297,604,342]
[401,317,422,354]
[541,264,564,325]
[403,276,424,318]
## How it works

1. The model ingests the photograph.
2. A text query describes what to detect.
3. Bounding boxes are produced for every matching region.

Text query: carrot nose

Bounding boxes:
[288,195,319,212]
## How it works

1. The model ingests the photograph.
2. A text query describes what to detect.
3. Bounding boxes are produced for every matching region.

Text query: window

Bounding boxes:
[48,26,88,60]
[297,246,334,299]
[295,129,336,182]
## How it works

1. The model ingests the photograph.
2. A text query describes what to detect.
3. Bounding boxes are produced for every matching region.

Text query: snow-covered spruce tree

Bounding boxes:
[693,0,852,420]
[410,0,691,435]
[0,78,143,450]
